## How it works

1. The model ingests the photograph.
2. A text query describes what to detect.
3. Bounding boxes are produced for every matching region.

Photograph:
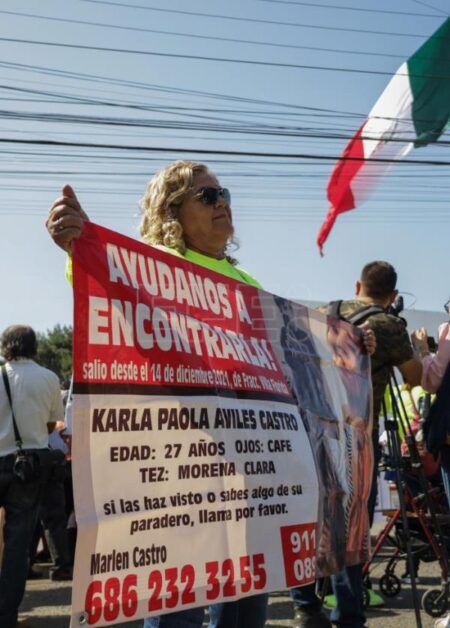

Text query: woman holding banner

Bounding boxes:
[46,160,266,628]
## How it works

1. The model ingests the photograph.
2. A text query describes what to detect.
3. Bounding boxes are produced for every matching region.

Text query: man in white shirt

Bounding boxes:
[0,325,63,628]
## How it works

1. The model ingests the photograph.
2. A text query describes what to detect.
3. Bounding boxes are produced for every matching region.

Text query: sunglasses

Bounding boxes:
[445,299,450,315]
[193,187,231,205]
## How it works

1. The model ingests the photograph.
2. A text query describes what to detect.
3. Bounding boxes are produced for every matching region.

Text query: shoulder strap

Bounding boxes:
[327,300,385,326]
[1,365,23,449]
[327,300,343,319]
[346,304,385,326]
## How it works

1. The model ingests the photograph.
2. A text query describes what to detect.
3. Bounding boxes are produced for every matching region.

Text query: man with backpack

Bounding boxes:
[292,261,422,628]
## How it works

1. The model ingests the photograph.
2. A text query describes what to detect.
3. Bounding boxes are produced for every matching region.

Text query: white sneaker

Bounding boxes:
[435,613,450,628]
[400,575,421,585]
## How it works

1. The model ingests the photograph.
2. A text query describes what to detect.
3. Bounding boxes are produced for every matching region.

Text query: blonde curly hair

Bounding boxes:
[140,160,238,264]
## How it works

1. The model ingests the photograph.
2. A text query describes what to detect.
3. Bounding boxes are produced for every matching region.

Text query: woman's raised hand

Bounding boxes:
[411,327,430,358]
[46,184,90,252]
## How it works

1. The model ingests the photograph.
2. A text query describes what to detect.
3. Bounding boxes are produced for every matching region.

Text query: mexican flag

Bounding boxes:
[317,17,450,255]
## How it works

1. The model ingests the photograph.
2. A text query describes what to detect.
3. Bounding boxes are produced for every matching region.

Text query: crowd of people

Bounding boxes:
[2,160,450,628]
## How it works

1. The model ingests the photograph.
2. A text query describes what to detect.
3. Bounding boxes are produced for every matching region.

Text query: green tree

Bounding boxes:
[36,324,73,386]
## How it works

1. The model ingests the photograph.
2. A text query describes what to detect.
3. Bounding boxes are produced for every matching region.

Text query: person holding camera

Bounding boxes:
[0,325,64,628]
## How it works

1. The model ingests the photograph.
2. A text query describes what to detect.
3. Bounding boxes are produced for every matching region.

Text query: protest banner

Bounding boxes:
[69,223,371,627]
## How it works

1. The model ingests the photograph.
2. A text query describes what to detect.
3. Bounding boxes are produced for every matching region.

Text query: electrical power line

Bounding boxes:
[80,0,435,38]
[0,137,449,165]
[0,8,418,60]
[0,60,373,117]
[0,60,423,122]
[257,0,442,17]
[1,100,448,146]
[1,37,449,80]
[410,0,449,17]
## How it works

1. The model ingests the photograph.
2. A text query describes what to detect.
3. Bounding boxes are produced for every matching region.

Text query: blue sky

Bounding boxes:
[0,0,449,333]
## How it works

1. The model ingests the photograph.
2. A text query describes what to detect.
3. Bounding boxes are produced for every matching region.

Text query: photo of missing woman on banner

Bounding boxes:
[325,315,373,564]
[261,294,373,572]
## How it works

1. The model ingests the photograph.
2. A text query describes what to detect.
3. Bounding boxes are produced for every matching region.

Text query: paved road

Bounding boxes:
[19,557,445,628]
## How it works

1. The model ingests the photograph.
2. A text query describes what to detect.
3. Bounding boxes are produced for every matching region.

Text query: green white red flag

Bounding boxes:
[317,17,450,255]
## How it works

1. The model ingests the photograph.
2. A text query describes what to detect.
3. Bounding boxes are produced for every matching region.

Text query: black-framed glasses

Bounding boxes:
[193,187,231,205]
[445,298,450,315]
